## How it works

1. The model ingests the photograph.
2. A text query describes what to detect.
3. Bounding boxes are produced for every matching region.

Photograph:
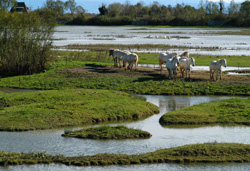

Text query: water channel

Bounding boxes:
[1,90,250,170]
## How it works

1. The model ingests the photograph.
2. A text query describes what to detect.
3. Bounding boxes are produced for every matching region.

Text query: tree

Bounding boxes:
[75,6,85,16]
[99,4,108,15]
[0,0,16,11]
[240,0,250,16]
[219,0,225,13]
[65,0,76,16]
[228,0,239,17]
[108,3,122,17]
[44,0,65,17]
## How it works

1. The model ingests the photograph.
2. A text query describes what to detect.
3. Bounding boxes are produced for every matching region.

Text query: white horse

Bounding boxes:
[123,53,139,71]
[209,59,227,80]
[180,51,189,58]
[158,52,178,73]
[166,56,179,79]
[179,57,195,79]
[113,50,131,68]
[109,49,119,66]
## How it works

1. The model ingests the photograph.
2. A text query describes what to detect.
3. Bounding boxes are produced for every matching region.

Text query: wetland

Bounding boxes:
[1,26,250,170]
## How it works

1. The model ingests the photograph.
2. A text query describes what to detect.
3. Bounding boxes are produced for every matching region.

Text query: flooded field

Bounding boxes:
[53,26,250,56]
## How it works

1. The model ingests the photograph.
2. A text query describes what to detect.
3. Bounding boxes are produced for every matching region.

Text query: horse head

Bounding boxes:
[175,56,180,65]
[191,57,195,66]
[223,59,227,67]
[109,49,114,57]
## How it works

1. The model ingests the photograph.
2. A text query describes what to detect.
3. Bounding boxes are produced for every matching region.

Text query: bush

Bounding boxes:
[0,11,55,77]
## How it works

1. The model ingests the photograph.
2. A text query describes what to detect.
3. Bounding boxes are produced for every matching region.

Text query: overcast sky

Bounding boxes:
[21,0,245,13]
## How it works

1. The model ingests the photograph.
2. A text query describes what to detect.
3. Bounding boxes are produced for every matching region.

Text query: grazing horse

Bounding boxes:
[209,59,227,80]
[166,56,179,79]
[179,57,195,79]
[123,53,139,71]
[158,52,178,73]
[113,50,131,68]
[109,49,119,66]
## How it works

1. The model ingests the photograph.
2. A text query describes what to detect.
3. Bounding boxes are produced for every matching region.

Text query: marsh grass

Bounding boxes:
[1,143,250,167]
[62,125,152,139]
[0,89,159,131]
[160,98,250,126]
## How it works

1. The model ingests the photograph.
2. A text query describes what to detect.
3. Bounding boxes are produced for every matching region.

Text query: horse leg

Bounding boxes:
[220,71,222,80]
[160,62,163,73]
[174,70,176,80]
[169,69,172,79]
[167,69,170,79]
[130,63,133,71]
[124,62,127,71]
[216,71,218,80]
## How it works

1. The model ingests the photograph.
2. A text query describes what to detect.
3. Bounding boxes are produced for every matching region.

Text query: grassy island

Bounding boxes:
[1,143,250,167]
[0,89,159,131]
[62,125,151,139]
[160,98,250,126]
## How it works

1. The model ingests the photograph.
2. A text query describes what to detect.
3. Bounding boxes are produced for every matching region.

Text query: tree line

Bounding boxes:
[34,0,250,27]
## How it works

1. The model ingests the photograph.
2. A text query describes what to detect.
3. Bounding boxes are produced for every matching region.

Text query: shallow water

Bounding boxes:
[53,26,250,56]
[1,94,250,170]
[4,163,250,171]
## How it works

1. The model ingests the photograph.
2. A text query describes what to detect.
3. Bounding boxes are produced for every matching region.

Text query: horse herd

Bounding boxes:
[109,49,227,80]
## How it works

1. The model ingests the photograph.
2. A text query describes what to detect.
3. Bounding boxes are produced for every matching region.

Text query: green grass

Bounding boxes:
[62,125,151,139]
[53,49,250,67]
[1,143,250,167]
[0,89,159,131]
[160,98,250,126]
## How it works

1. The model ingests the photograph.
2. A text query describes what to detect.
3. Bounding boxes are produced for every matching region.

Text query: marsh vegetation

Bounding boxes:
[0,89,159,131]
[160,98,250,126]
[62,125,152,139]
[1,143,250,167]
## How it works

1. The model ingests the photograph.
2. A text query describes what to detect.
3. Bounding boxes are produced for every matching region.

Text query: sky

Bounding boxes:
[20,0,246,13]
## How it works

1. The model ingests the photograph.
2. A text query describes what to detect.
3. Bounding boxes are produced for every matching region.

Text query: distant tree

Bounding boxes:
[0,0,16,11]
[99,4,108,15]
[65,0,76,16]
[239,0,250,26]
[44,0,65,17]
[108,3,122,17]
[75,6,85,15]
[228,0,239,17]
[219,0,225,13]
[240,0,250,16]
